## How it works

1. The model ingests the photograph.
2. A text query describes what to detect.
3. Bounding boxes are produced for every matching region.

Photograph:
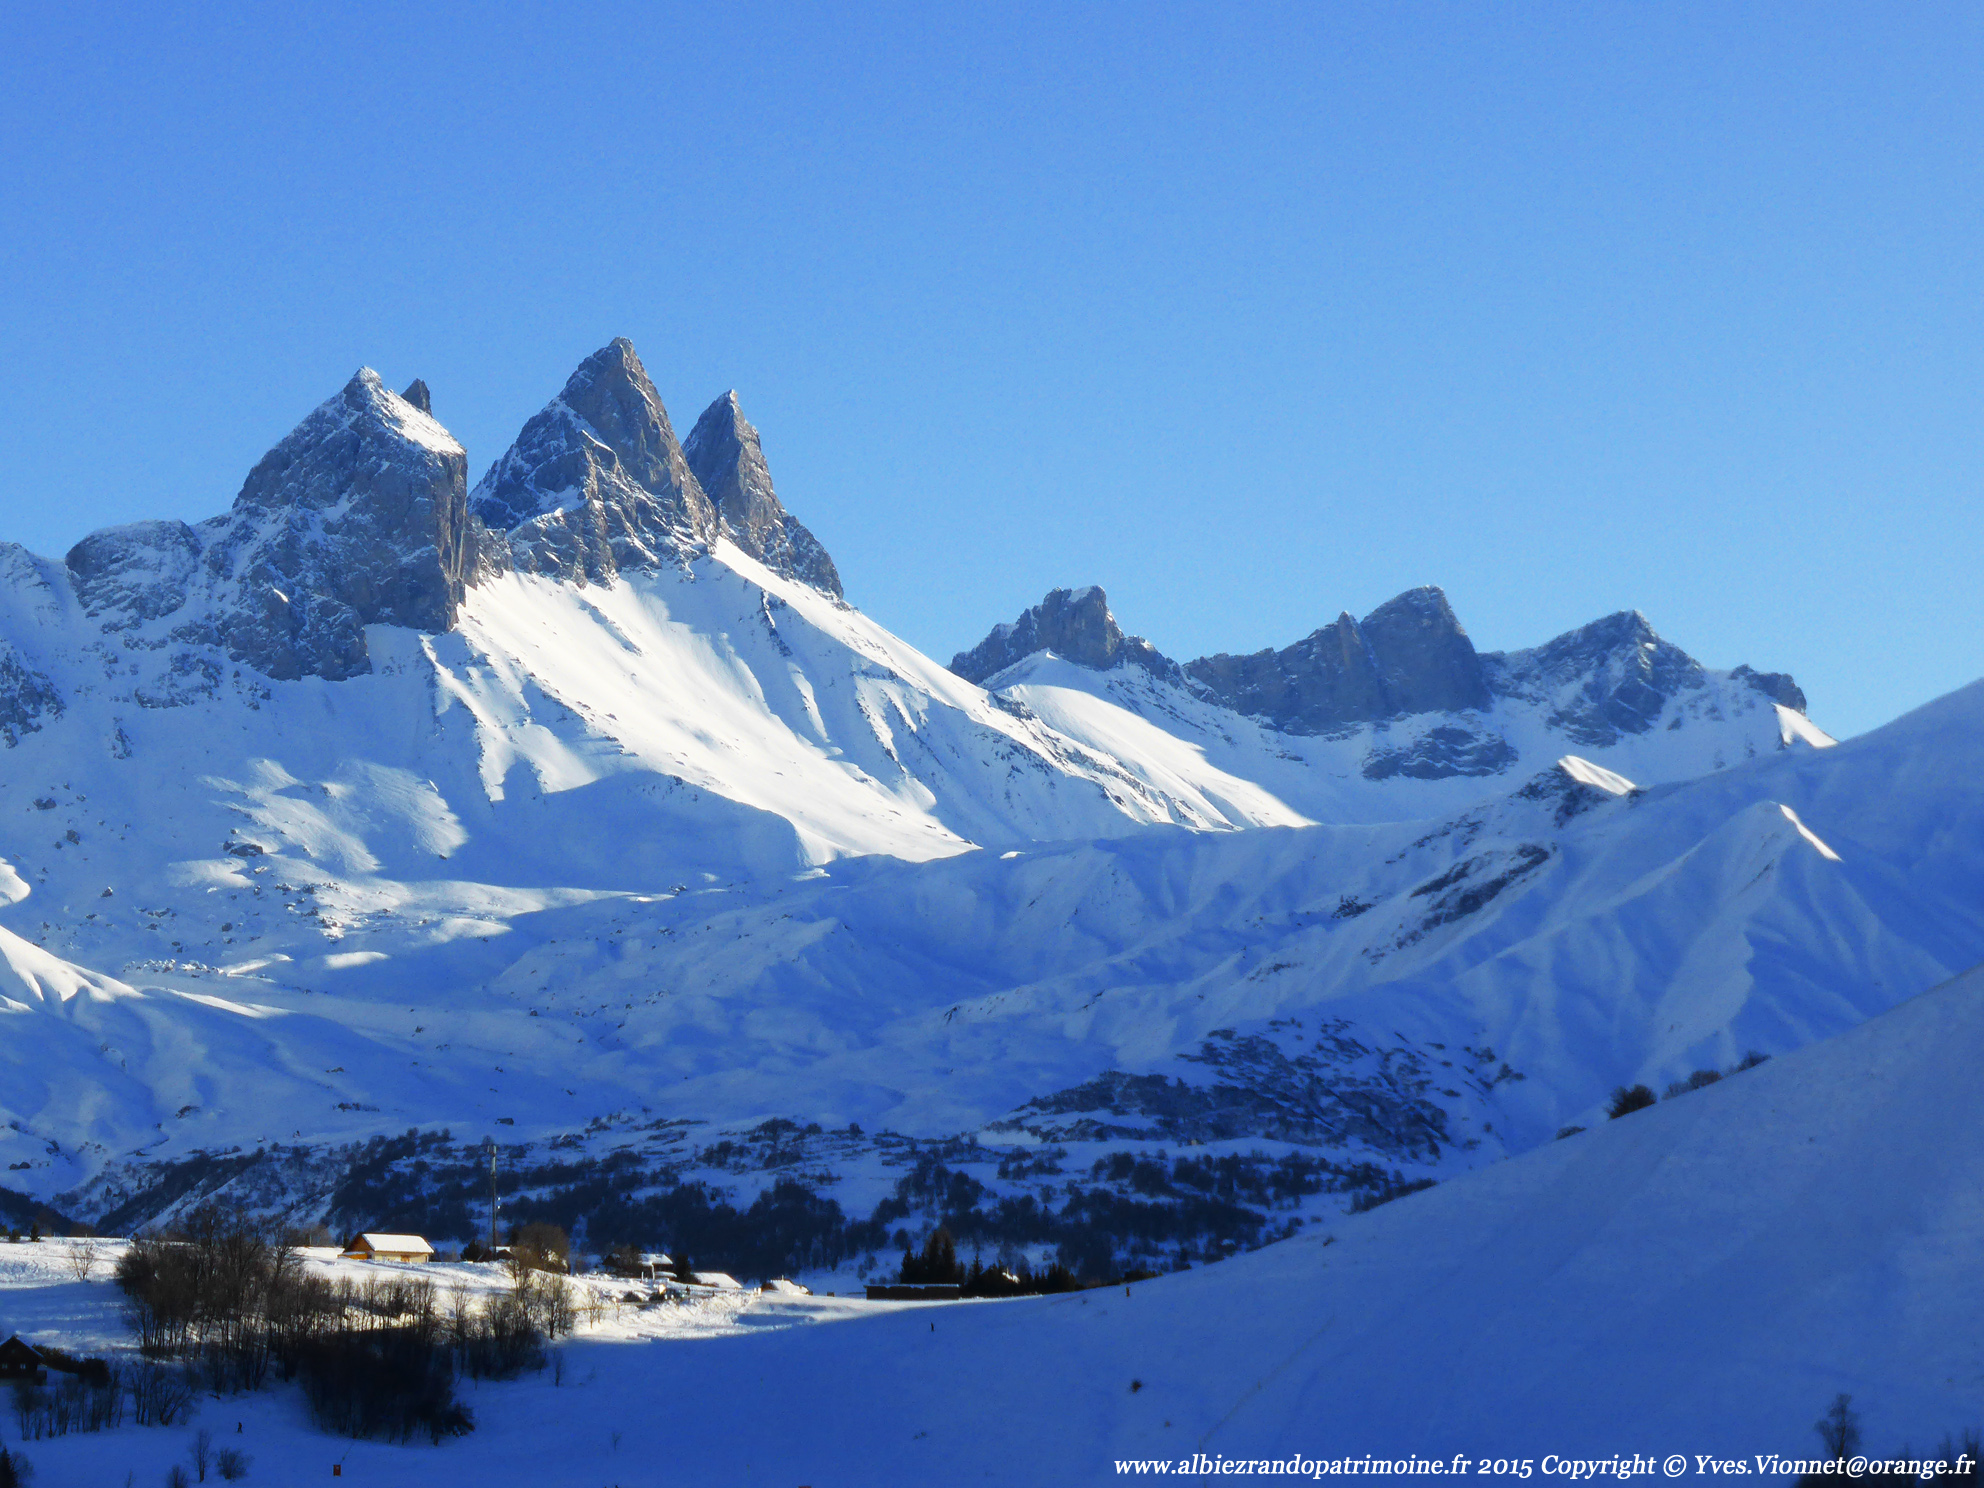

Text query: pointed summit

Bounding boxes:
[684,391,843,597]
[1181,586,1487,734]
[471,338,717,583]
[401,378,432,415]
[1358,586,1491,716]
[951,587,1174,684]
[193,368,471,680]
[1482,611,1714,746]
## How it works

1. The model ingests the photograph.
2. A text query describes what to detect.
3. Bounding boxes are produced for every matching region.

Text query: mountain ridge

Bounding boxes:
[956,583,1808,738]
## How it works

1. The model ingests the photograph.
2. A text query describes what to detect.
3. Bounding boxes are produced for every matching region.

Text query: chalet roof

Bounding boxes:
[690,1271,742,1289]
[0,1334,44,1365]
[345,1233,434,1254]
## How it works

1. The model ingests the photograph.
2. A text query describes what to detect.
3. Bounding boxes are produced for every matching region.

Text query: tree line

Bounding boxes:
[114,1206,573,1444]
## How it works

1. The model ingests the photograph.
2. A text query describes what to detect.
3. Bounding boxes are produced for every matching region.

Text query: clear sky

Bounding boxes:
[0,2,1977,739]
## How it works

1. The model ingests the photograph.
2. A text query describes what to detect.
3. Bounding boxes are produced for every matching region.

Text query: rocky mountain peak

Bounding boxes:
[401,378,433,415]
[192,367,472,680]
[1359,586,1492,716]
[469,338,718,583]
[684,391,843,597]
[1480,610,1807,746]
[1182,586,1487,734]
[951,587,1175,685]
[1729,665,1807,713]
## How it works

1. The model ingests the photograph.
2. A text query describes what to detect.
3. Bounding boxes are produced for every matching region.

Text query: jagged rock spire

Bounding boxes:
[684,391,843,597]
[470,338,717,583]
[401,379,433,415]
[951,587,1174,685]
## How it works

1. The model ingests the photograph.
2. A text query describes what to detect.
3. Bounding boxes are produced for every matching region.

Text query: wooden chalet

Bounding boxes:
[0,1334,46,1383]
[606,1250,674,1281]
[340,1232,435,1263]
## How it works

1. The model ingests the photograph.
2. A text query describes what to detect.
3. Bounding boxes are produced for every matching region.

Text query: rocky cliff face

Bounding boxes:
[951,587,1176,685]
[684,392,843,597]
[64,370,470,683]
[470,339,717,584]
[1182,588,1489,734]
[0,641,60,747]
[1360,588,1494,716]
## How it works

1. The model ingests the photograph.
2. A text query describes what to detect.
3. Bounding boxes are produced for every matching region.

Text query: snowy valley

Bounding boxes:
[0,339,1979,1480]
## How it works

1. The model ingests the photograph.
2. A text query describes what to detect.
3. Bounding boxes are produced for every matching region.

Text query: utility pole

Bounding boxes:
[482,1136,498,1255]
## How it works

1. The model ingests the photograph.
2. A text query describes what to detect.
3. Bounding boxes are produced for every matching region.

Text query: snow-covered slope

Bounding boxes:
[14,962,1984,1486]
[5,676,1979,1244]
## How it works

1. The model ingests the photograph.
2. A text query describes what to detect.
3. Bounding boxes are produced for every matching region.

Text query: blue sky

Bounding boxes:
[0,2,1976,738]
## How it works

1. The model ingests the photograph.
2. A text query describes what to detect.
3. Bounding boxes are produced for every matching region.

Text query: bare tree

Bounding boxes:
[507,1223,570,1280]
[66,1236,100,1284]
[1816,1394,1863,1461]
[189,1427,213,1483]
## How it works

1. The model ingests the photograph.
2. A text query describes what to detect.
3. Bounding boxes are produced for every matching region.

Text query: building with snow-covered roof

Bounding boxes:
[0,1335,47,1382]
[605,1249,674,1280]
[340,1233,435,1263]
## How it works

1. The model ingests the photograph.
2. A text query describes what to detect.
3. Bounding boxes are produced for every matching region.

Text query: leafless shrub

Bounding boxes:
[66,1236,102,1283]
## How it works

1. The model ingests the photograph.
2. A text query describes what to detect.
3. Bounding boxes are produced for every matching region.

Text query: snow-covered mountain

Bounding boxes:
[955,583,1829,824]
[0,338,1975,1275]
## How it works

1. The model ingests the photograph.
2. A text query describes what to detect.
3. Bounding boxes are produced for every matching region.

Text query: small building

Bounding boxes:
[605,1250,674,1281]
[0,1335,46,1383]
[760,1277,811,1296]
[690,1271,742,1291]
[340,1232,435,1263]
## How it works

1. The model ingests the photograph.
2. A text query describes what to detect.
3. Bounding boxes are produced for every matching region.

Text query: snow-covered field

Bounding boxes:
[8,959,1984,1484]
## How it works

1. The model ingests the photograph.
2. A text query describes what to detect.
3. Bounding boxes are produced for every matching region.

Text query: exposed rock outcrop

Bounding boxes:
[1361,724,1519,781]
[955,581,1808,771]
[1360,588,1493,716]
[62,371,471,683]
[470,339,717,584]
[66,521,203,627]
[0,640,61,747]
[1731,664,1807,714]
[951,587,1176,685]
[1184,586,1487,734]
[1482,611,1705,748]
[684,391,842,597]
[206,371,471,681]
[55,339,851,685]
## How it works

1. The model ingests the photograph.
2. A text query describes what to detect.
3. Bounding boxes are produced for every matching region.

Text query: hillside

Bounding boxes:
[10,959,1982,1486]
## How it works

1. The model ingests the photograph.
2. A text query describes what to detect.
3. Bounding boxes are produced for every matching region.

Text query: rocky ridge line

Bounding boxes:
[952,584,1809,746]
[38,339,845,697]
